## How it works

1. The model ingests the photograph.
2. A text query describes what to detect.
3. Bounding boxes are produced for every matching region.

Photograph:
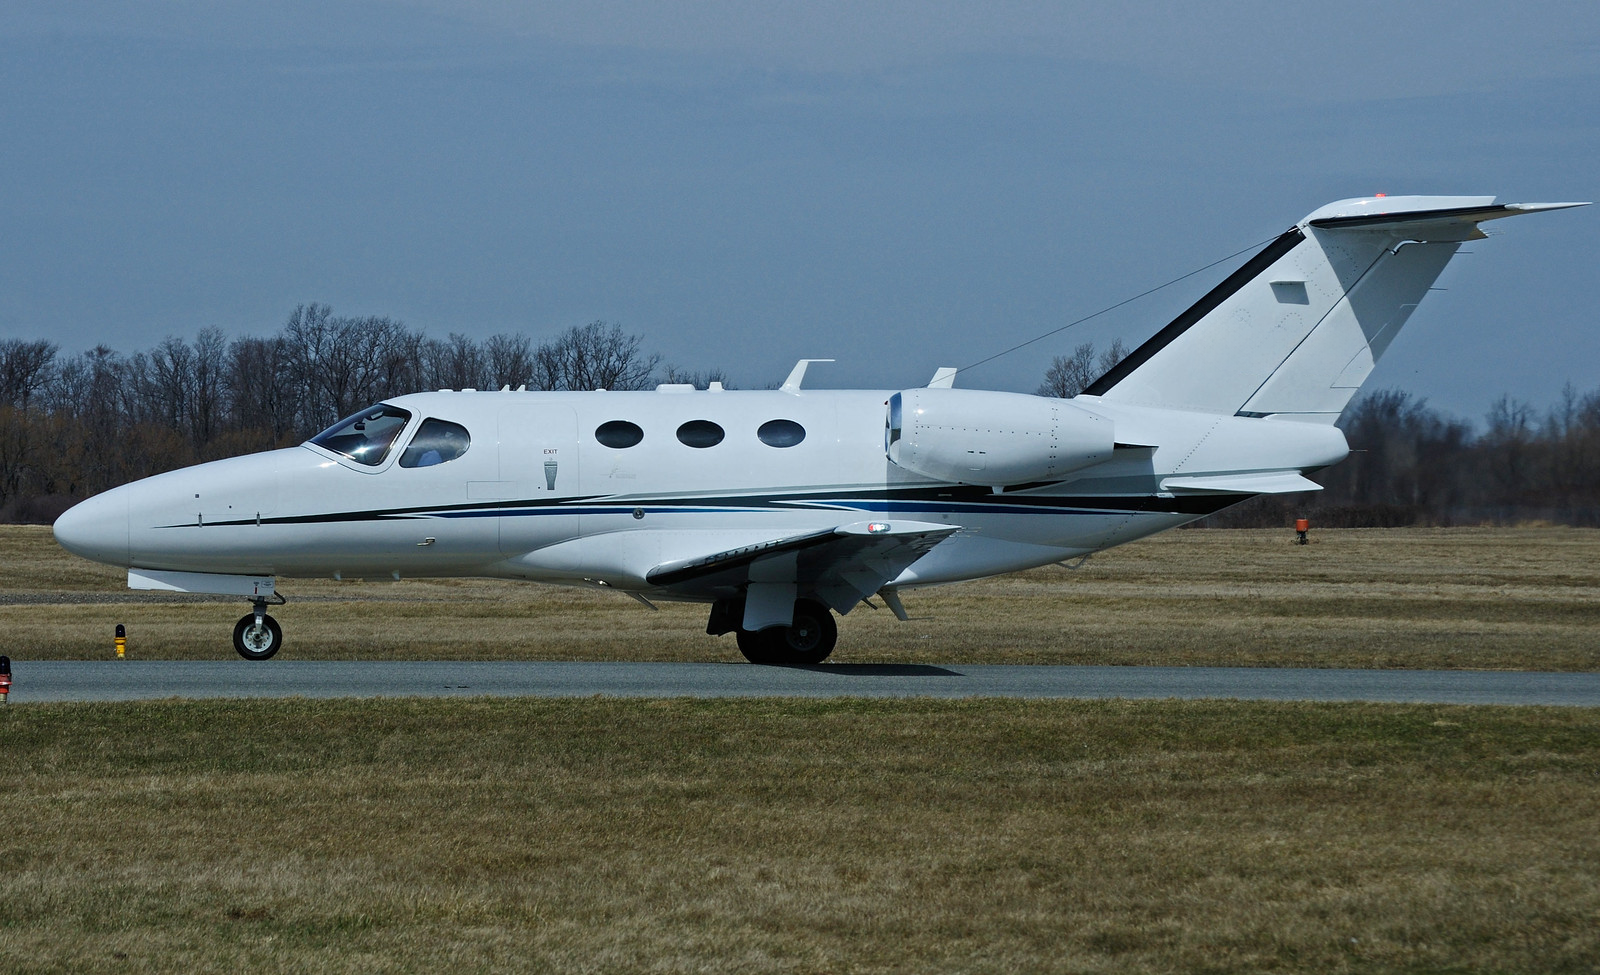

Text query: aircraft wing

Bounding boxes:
[646,520,957,623]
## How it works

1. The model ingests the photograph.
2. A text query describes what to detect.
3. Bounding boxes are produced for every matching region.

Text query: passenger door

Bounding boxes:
[494,405,582,562]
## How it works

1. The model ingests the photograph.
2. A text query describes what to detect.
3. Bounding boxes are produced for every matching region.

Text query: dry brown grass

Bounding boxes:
[6,524,1600,669]
[1,697,1596,973]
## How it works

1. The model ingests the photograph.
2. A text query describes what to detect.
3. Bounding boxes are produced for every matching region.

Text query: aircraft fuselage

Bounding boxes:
[55,386,1346,593]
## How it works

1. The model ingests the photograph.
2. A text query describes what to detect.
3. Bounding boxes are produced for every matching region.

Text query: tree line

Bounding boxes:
[1041,341,1600,528]
[1,326,1596,527]
[0,306,682,521]
[1216,386,1600,528]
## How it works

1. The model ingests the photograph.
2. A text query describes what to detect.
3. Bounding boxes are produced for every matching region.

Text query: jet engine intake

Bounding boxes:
[886,389,1115,485]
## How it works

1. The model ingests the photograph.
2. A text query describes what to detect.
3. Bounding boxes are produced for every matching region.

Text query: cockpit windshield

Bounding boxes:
[310,404,413,467]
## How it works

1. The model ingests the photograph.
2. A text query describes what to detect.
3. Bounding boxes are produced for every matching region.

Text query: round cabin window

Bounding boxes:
[757,419,806,448]
[676,419,725,448]
[595,420,644,448]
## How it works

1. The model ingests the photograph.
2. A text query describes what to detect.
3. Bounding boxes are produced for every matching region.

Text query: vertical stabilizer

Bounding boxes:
[1080,197,1587,422]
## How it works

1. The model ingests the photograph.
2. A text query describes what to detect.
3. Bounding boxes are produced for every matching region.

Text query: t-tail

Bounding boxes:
[1079,196,1588,422]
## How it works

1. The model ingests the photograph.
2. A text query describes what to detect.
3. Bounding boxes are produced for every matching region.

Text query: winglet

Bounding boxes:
[781,358,835,393]
[927,367,958,389]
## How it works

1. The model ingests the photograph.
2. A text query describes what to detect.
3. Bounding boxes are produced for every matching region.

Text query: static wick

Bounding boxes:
[1295,518,1310,546]
[115,623,127,659]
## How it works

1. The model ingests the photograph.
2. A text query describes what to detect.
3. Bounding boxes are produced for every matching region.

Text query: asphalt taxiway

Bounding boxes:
[9,660,1600,706]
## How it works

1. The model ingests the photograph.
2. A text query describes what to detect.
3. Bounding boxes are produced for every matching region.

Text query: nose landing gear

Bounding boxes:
[233,596,285,660]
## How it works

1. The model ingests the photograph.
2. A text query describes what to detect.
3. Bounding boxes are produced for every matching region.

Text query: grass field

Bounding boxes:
[1,697,1595,974]
[7,526,1599,972]
[4,524,1599,669]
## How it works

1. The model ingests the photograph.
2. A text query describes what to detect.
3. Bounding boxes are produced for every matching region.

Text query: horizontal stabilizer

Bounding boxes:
[1307,198,1589,241]
[1161,472,1322,494]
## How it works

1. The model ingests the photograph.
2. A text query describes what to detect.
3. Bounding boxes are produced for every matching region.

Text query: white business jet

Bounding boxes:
[53,196,1584,663]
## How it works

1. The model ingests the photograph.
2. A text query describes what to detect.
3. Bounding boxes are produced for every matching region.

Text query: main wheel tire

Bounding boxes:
[233,613,283,661]
[735,599,837,665]
[735,627,777,664]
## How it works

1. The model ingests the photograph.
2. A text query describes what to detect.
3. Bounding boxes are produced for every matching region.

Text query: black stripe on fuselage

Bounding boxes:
[1080,226,1307,397]
[175,485,1242,529]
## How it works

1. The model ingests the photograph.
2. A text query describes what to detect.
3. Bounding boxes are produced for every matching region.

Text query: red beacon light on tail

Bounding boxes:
[0,655,11,701]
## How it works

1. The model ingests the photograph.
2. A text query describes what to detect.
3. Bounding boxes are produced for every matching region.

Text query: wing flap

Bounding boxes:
[646,520,957,615]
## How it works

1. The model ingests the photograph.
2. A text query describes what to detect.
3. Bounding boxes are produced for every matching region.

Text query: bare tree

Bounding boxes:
[1038,339,1130,398]
[1483,394,1538,509]
[485,333,537,389]
[0,407,37,506]
[661,365,734,389]
[372,327,427,401]
[1097,337,1129,376]
[189,327,227,448]
[285,305,412,425]
[141,338,195,432]
[282,302,337,424]
[0,339,59,508]
[1038,342,1100,397]
[226,335,299,447]
[423,333,489,391]
[43,346,124,490]
[0,339,58,409]
[533,321,660,391]
[1328,390,1469,512]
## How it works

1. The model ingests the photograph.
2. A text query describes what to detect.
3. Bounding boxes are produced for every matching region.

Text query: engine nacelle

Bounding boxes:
[885,388,1115,485]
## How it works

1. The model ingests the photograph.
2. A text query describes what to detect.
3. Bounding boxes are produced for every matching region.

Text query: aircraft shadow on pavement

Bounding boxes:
[772,663,962,677]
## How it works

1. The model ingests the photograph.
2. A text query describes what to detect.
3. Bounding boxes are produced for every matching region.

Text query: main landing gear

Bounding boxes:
[711,597,838,665]
[233,595,285,661]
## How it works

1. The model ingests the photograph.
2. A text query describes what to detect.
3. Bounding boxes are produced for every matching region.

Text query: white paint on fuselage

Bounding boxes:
[54,386,1349,596]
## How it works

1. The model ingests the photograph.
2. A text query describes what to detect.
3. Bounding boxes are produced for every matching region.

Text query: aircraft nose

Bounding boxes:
[53,490,131,567]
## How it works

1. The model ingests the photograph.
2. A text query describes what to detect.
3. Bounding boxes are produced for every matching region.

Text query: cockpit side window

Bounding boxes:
[310,404,414,467]
[399,418,472,468]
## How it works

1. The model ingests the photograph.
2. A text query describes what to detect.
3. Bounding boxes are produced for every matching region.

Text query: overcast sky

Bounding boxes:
[3,1,1596,420]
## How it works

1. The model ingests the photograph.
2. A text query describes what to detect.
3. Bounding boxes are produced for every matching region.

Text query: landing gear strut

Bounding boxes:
[731,598,838,665]
[233,597,284,661]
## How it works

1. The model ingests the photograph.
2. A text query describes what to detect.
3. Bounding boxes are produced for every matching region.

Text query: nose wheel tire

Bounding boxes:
[735,599,837,665]
[233,613,283,661]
